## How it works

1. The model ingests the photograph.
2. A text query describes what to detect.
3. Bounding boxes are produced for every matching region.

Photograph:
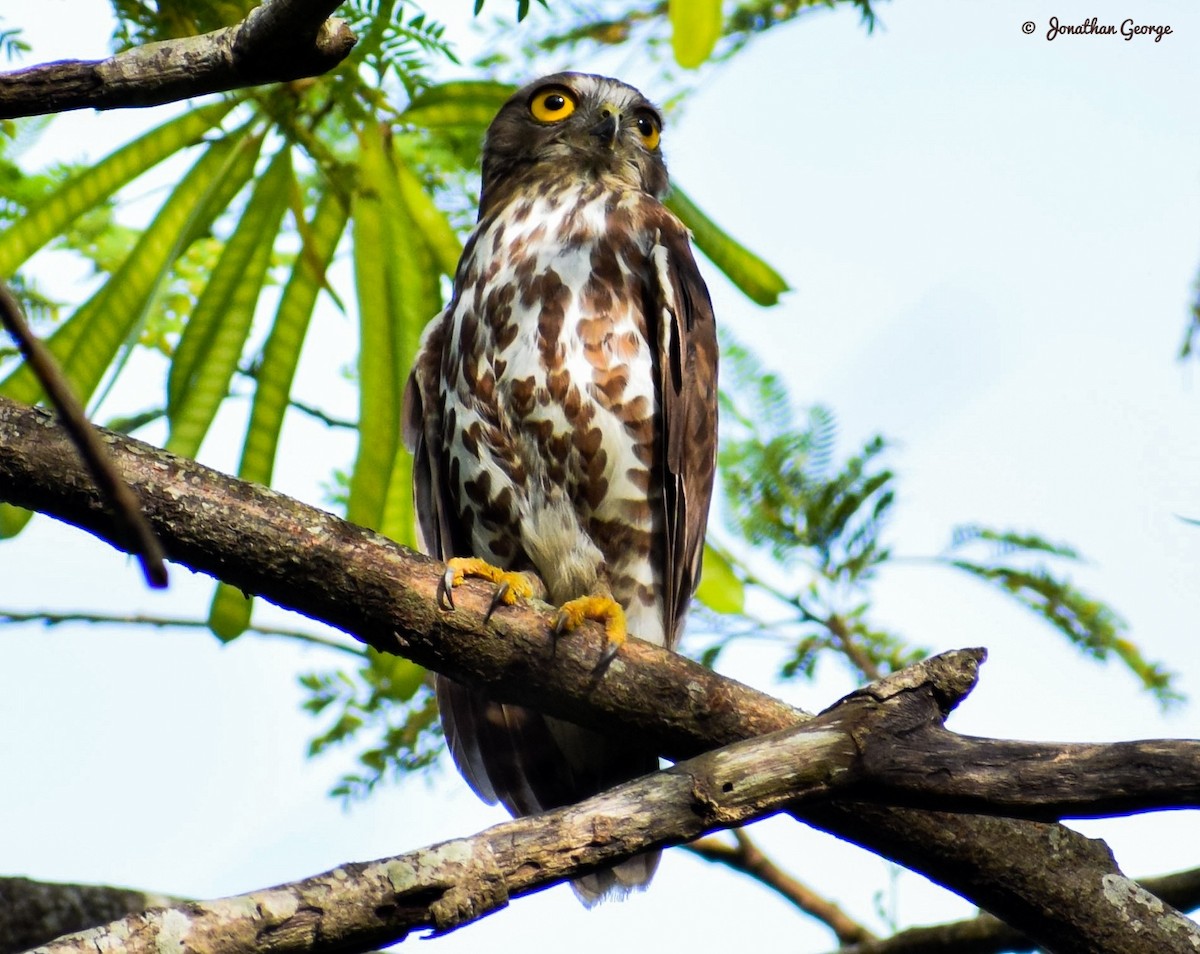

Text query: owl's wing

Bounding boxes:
[404,311,508,806]
[403,313,461,562]
[649,214,719,650]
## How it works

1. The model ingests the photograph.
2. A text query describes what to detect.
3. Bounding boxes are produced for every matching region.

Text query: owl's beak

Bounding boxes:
[589,104,620,148]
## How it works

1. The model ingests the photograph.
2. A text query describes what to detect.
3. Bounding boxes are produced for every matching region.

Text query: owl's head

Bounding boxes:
[480,72,668,214]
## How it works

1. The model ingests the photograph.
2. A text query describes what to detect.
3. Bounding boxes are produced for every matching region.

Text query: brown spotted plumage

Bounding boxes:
[402,72,718,905]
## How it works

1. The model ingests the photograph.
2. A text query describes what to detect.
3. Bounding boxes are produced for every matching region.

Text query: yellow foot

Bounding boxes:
[554,595,627,666]
[438,557,535,621]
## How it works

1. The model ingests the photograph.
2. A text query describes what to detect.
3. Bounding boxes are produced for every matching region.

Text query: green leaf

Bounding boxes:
[167,146,293,458]
[0,100,235,278]
[301,650,441,799]
[103,406,164,434]
[666,185,789,306]
[669,0,723,69]
[348,126,446,544]
[208,583,252,642]
[0,126,252,539]
[0,503,32,537]
[363,648,426,702]
[165,138,277,416]
[400,80,514,131]
[948,525,1080,560]
[348,124,401,532]
[393,148,462,276]
[948,559,1178,706]
[238,187,350,486]
[376,149,452,545]
[1,127,259,409]
[696,543,745,614]
[208,187,350,641]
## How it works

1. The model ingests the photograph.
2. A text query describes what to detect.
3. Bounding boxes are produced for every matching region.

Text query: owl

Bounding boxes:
[403,72,718,904]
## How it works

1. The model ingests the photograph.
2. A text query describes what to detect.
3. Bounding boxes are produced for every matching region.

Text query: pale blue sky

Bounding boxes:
[3,2,1199,951]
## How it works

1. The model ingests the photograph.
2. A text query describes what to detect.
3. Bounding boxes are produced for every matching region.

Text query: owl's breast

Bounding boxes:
[440,187,664,597]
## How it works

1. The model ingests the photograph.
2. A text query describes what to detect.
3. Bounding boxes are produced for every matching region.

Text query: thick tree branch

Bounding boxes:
[0,0,355,119]
[808,652,1200,817]
[815,659,1200,818]
[12,864,1199,954]
[857,732,1200,819]
[2,395,1198,953]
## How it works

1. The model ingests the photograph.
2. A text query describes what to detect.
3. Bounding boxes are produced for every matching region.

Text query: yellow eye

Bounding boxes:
[635,111,661,150]
[529,87,576,123]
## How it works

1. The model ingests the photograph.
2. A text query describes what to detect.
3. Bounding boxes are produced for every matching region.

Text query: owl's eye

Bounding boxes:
[635,111,661,150]
[529,87,577,123]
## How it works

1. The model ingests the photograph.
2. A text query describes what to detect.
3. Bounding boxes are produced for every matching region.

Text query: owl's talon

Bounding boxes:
[437,557,534,618]
[484,582,511,623]
[437,566,458,611]
[597,638,622,669]
[552,595,628,664]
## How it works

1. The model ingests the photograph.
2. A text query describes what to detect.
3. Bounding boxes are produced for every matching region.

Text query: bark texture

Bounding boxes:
[0,879,181,954]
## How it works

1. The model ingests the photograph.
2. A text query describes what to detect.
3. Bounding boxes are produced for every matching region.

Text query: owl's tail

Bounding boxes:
[571,852,661,906]
[438,679,666,907]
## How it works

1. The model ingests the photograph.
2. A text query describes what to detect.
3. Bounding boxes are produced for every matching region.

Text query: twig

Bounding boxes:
[0,609,365,658]
[0,285,167,587]
[730,557,883,679]
[286,397,356,430]
[1153,865,1200,916]
[0,0,356,119]
[234,364,357,429]
[825,610,883,680]
[686,830,876,945]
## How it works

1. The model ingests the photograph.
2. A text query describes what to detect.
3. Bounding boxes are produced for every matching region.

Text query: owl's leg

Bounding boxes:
[518,493,628,662]
[554,594,627,667]
[437,557,543,622]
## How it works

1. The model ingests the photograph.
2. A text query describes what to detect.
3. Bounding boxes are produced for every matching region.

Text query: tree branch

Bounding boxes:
[2,394,1198,953]
[826,865,1200,954]
[12,863,1199,954]
[855,731,1200,819]
[0,609,366,658]
[0,879,183,954]
[686,831,877,945]
[0,0,356,120]
[0,287,166,586]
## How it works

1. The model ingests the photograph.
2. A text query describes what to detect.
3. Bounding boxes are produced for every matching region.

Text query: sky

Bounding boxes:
[2,2,1199,952]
